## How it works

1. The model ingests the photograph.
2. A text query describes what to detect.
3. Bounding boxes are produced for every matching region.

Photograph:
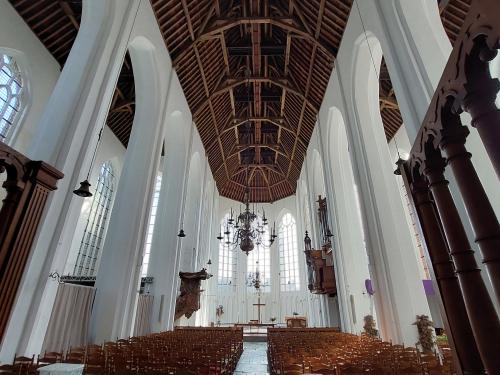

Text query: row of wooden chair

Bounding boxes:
[0,327,243,374]
[267,328,454,375]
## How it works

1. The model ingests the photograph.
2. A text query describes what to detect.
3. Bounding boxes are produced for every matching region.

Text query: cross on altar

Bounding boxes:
[253,296,266,323]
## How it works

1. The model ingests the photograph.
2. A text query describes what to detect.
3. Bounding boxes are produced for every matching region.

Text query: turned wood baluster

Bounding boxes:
[423,154,500,374]
[439,120,500,304]
[410,173,483,374]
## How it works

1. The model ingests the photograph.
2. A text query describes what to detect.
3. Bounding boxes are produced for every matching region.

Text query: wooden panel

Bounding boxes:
[0,142,63,341]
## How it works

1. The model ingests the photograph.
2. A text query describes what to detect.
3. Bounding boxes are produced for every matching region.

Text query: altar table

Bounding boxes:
[38,363,84,375]
[285,316,307,328]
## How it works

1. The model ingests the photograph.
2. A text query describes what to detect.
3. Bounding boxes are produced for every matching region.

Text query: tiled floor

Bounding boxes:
[234,342,269,374]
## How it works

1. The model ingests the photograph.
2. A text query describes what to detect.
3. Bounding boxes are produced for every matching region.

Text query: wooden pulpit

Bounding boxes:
[174,268,212,320]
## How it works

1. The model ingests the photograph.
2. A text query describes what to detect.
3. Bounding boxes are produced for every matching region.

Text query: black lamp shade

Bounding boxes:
[73,180,92,198]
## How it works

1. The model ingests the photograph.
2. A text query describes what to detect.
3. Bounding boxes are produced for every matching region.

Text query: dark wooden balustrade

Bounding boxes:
[397,1,500,373]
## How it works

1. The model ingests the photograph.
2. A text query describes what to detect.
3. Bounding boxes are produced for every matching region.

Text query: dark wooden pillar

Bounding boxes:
[0,143,63,342]
[440,124,500,303]
[410,173,484,374]
[423,154,500,374]
[462,42,500,178]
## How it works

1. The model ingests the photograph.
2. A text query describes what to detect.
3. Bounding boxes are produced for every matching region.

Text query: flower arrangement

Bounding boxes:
[216,305,224,318]
[363,315,378,337]
[413,314,435,353]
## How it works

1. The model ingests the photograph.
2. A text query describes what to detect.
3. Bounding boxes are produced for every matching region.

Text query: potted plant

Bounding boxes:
[363,315,378,338]
[215,305,224,326]
[413,314,436,353]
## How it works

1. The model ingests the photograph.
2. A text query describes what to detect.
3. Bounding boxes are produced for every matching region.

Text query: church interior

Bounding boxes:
[0,0,499,374]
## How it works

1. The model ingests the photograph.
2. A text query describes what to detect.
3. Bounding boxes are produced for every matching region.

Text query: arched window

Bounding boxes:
[74,161,115,276]
[218,214,237,285]
[247,223,271,292]
[279,213,300,291]
[141,173,162,277]
[0,53,24,142]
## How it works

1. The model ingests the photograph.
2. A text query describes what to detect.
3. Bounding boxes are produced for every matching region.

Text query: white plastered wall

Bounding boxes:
[0,0,61,154]
[63,126,126,275]
[203,195,333,328]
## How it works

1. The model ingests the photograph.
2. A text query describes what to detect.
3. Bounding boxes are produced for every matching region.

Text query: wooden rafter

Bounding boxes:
[173,15,336,67]
[193,76,316,118]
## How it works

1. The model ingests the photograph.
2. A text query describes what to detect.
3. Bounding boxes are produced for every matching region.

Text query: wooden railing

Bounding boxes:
[396,1,500,373]
[0,142,63,342]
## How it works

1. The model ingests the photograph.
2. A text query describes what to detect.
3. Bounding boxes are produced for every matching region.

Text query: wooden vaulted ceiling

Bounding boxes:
[9,0,470,201]
[151,0,353,202]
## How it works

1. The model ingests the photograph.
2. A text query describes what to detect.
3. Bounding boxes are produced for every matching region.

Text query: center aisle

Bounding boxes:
[234,342,269,374]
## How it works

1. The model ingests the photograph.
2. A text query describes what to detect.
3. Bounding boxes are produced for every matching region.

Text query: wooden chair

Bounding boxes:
[0,364,18,375]
[37,351,63,366]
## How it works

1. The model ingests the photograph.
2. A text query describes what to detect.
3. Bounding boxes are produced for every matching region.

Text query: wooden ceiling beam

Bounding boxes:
[58,1,80,30]
[217,116,293,140]
[228,143,288,160]
[111,99,135,113]
[183,1,231,185]
[289,0,312,36]
[173,15,335,67]
[286,2,324,179]
[193,76,316,118]
[379,97,399,111]
[258,166,275,202]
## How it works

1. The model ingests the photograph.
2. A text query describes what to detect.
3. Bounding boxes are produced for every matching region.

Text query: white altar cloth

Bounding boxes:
[38,363,84,375]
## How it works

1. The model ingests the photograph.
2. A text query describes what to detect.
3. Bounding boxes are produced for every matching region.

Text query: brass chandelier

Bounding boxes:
[217,70,276,254]
[217,186,277,255]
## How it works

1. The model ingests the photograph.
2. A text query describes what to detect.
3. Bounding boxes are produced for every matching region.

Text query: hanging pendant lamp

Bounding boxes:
[178,222,186,237]
[73,179,92,197]
[73,128,103,198]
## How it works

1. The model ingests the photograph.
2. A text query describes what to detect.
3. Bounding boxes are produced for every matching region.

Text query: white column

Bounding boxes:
[315,126,351,333]
[147,112,192,332]
[337,41,431,345]
[0,0,139,361]
[371,0,450,141]
[320,109,373,335]
[90,37,167,343]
